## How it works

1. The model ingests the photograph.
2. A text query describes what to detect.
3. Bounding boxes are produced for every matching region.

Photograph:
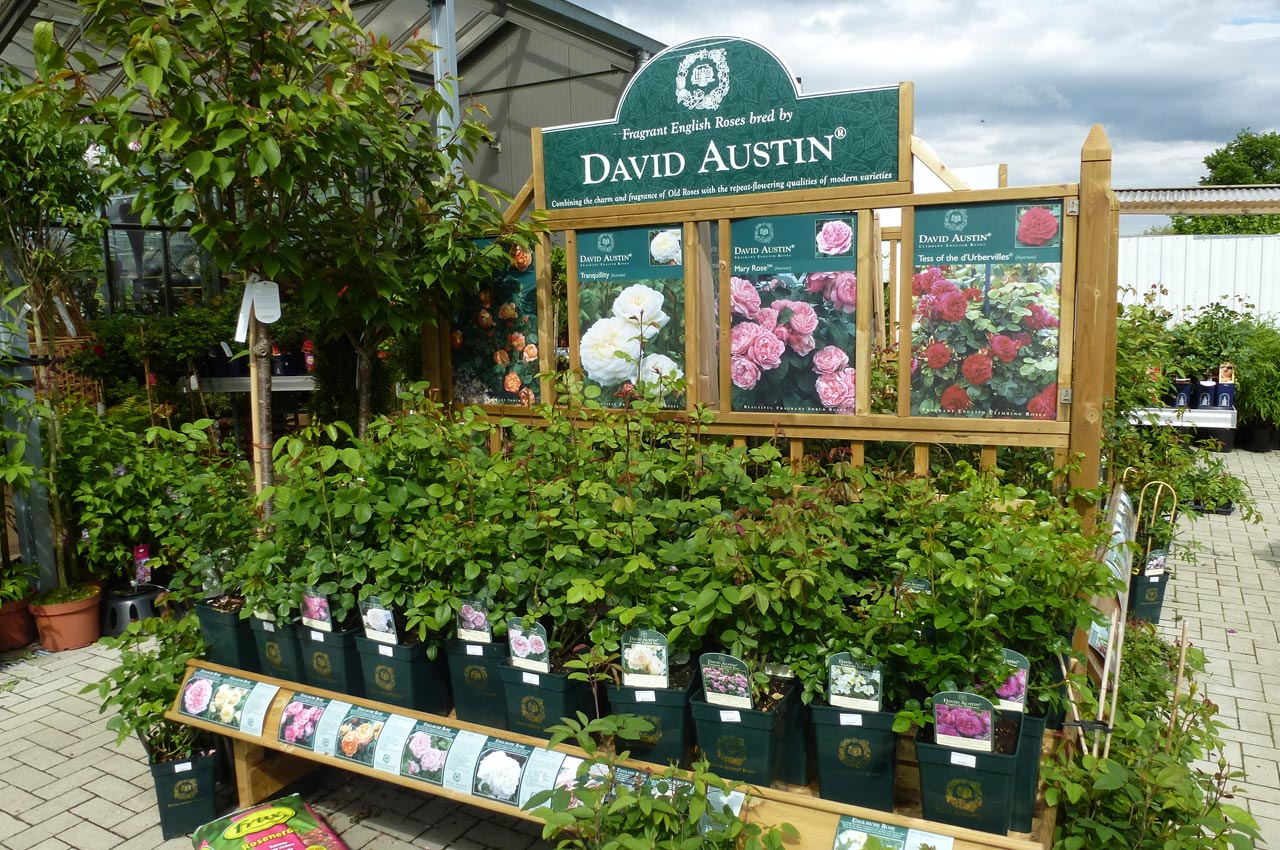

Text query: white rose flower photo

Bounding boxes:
[648,228,682,266]
[475,749,525,802]
[611,283,670,339]
[579,316,642,387]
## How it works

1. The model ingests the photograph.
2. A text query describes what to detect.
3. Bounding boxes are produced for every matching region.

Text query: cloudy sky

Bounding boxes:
[571,1,1280,233]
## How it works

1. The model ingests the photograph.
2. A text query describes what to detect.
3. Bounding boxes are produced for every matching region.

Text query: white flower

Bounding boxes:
[638,355,682,390]
[580,317,642,386]
[650,230,682,265]
[611,284,670,340]
[835,829,867,850]
[624,644,664,675]
[476,750,523,800]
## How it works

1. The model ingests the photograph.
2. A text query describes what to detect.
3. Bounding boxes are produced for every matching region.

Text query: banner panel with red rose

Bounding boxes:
[576,226,686,407]
[910,200,1063,420]
[728,213,858,414]
[452,239,540,406]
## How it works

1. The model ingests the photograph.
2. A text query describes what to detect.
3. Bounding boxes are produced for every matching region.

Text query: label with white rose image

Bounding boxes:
[699,652,753,710]
[455,597,492,643]
[472,738,535,806]
[995,649,1030,713]
[441,730,488,796]
[933,691,995,753]
[827,653,882,712]
[507,618,550,673]
[360,595,399,644]
[831,814,954,850]
[621,629,670,689]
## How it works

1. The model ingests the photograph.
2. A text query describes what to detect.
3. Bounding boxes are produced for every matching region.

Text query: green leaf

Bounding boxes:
[258,137,281,170]
[214,128,248,151]
[185,150,213,180]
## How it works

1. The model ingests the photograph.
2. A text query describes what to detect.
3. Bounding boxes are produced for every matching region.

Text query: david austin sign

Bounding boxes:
[536,37,903,212]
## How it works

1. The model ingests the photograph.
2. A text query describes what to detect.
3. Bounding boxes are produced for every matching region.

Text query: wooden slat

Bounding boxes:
[871,216,885,350]
[504,176,535,225]
[531,129,547,212]
[536,231,555,404]
[718,219,733,410]
[684,221,701,408]
[1103,198,1121,408]
[849,441,865,467]
[566,231,581,376]
[790,438,805,464]
[898,82,916,189]
[999,163,1009,188]
[981,446,998,471]
[1055,202,1080,423]
[913,443,930,475]
[855,211,873,414]
[897,207,915,418]
[912,135,970,191]
[232,738,317,808]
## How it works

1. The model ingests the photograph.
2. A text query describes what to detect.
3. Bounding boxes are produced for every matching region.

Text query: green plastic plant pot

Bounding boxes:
[809,705,897,812]
[690,685,795,786]
[498,664,596,738]
[1010,713,1047,833]
[1128,571,1170,624]
[195,601,259,673]
[445,639,510,730]
[606,676,697,768]
[777,690,812,785]
[150,752,219,839]
[300,626,364,698]
[356,636,451,714]
[249,618,305,683]
[915,736,1020,835]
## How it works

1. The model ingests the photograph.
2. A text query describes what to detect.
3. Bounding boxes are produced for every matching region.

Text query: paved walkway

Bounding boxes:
[1161,448,1280,848]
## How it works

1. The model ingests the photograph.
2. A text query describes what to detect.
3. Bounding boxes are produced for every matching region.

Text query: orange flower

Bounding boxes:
[511,245,533,272]
[523,344,538,362]
[503,372,522,393]
[341,732,359,757]
[498,303,518,320]
[494,350,510,366]
[478,289,492,307]
[508,333,526,352]
[451,330,463,349]
[519,387,535,406]
[355,722,375,745]
[478,309,493,328]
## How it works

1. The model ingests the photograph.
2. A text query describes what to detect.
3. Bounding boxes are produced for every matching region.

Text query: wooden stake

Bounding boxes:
[1165,621,1190,755]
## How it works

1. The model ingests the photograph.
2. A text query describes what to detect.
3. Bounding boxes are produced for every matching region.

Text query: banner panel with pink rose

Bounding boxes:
[910,200,1063,420]
[729,213,858,414]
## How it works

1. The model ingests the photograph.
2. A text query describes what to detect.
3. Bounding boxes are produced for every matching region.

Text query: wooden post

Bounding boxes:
[1068,126,1116,524]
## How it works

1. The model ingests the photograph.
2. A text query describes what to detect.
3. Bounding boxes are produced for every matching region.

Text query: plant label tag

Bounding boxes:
[507,618,551,673]
[220,341,233,358]
[636,691,657,703]
[311,630,324,642]
[995,649,1030,713]
[250,280,281,324]
[262,622,275,633]
[719,710,741,723]
[522,672,540,686]
[174,762,192,773]
[379,645,393,657]
[699,652,753,710]
[827,652,883,712]
[620,628,670,689]
[234,282,254,342]
[933,691,996,753]
[465,644,483,656]
[839,713,863,726]
[951,752,977,768]
[1150,575,1160,583]
[456,597,493,643]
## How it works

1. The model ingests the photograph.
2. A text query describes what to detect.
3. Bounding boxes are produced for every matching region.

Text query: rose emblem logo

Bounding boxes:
[596,233,615,254]
[715,734,747,767]
[675,48,730,111]
[265,642,282,666]
[637,714,662,745]
[944,209,968,232]
[172,778,199,802]
[945,778,984,813]
[464,665,488,688]
[311,651,331,677]
[837,737,872,768]
[520,696,546,727]
[753,222,774,245]
[374,665,396,692]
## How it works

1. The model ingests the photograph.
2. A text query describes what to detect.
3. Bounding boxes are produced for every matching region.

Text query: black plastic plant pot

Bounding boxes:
[606,677,698,768]
[300,626,364,698]
[196,601,259,673]
[150,752,218,839]
[690,686,795,786]
[915,736,1020,835]
[809,705,897,812]
[249,618,305,683]
[356,636,451,714]
[1128,571,1171,624]
[498,664,596,738]
[1010,713,1047,833]
[445,639,510,730]
[1238,425,1272,454]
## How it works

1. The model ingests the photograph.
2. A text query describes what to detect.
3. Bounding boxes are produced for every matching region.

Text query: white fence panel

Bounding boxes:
[1117,234,1280,317]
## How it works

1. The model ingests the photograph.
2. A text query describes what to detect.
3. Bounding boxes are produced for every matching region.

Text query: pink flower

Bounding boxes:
[916,294,937,318]
[183,678,212,715]
[284,724,298,743]
[730,277,761,319]
[731,322,765,356]
[755,307,779,332]
[1017,206,1060,246]
[830,272,857,313]
[511,635,531,657]
[816,219,853,255]
[929,278,959,298]
[815,367,857,411]
[748,331,786,370]
[420,746,446,773]
[731,356,762,389]
[529,635,546,654]
[778,300,819,336]
[789,333,816,357]
[812,346,849,375]
[1023,304,1059,331]
[805,272,836,297]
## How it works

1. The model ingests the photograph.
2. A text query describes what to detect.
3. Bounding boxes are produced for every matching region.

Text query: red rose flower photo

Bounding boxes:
[1015,205,1061,248]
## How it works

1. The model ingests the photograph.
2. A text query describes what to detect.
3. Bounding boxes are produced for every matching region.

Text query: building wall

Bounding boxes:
[1118,233,1280,317]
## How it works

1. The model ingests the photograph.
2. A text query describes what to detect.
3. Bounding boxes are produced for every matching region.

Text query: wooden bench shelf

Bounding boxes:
[169,661,1055,850]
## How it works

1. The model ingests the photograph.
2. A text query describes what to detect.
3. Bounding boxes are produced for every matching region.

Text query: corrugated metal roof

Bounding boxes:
[1115,185,1280,214]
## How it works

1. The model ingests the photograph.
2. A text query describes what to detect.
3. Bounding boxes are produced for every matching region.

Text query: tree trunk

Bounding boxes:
[252,318,274,518]
[356,343,373,438]
[28,294,70,587]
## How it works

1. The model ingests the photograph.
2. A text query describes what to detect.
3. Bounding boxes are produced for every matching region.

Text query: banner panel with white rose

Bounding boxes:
[728,213,858,414]
[910,200,1064,420]
[575,226,686,407]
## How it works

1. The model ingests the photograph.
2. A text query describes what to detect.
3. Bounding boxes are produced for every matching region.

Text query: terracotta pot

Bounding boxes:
[0,598,37,651]
[29,587,102,651]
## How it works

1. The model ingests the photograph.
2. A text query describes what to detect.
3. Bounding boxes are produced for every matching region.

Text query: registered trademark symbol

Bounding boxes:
[835,126,847,139]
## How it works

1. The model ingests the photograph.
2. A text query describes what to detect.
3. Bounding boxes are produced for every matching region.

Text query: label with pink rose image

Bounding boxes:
[995,649,1031,713]
[300,586,333,631]
[576,226,685,409]
[178,669,276,733]
[729,213,859,415]
[398,721,459,786]
[455,597,492,643]
[932,691,996,753]
[277,693,332,751]
[699,652,753,710]
[506,618,550,673]
[911,200,1062,420]
[621,628,670,689]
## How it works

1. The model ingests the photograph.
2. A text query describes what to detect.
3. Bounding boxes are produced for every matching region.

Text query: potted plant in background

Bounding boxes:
[0,556,38,651]
[85,611,221,838]
[0,333,38,651]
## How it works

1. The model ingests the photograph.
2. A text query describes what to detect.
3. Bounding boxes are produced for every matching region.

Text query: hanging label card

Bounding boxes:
[517,748,569,809]
[996,649,1030,713]
[442,730,488,795]
[456,597,492,643]
[398,721,460,786]
[827,652,883,712]
[178,670,257,731]
[699,652,753,710]
[472,738,535,807]
[933,691,996,753]
[300,586,333,632]
[635,690,657,703]
[277,693,332,751]
[372,715,417,776]
[507,619,551,673]
[233,283,254,343]
[332,705,389,767]
[621,629,670,689]
[249,280,281,324]
[360,595,400,644]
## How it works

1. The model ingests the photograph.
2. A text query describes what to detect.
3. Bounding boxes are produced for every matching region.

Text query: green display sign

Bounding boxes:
[539,37,900,211]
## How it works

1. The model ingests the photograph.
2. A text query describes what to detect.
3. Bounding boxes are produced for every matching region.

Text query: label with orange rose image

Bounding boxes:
[331,705,389,767]
[453,238,541,407]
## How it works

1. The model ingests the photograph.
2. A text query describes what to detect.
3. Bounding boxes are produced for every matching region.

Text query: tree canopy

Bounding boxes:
[1172,128,1280,234]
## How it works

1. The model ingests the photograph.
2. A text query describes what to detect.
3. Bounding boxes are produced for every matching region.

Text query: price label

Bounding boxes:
[839,713,863,726]
[174,762,192,773]
[635,691,656,703]
[950,752,977,768]
[311,630,325,642]
[262,621,275,633]
[719,710,741,723]
[466,644,482,656]
[522,672,541,686]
